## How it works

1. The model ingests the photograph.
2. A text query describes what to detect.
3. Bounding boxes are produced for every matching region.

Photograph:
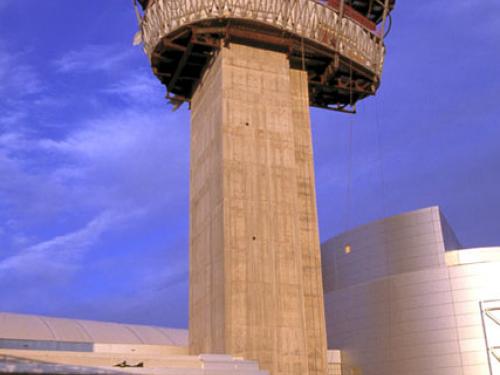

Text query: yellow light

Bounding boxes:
[344,244,352,254]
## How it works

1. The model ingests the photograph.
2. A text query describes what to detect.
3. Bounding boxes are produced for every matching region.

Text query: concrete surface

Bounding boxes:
[189,43,327,375]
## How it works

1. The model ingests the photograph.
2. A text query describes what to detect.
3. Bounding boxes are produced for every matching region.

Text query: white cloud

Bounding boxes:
[54,44,136,73]
[0,149,66,219]
[0,39,186,251]
[0,109,28,127]
[0,103,188,264]
[0,211,124,278]
[0,45,43,126]
[0,105,187,301]
[102,73,161,103]
[1,110,187,225]
[0,50,42,97]
[0,37,189,318]
[41,107,187,205]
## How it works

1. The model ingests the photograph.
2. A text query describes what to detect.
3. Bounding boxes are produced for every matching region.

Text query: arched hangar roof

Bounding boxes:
[0,312,188,346]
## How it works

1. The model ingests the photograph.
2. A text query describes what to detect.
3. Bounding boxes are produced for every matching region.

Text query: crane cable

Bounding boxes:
[384,13,393,38]
[345,61,354,232]
[345,116,354,233]
[344,61,389,232]
[374,96,388,217]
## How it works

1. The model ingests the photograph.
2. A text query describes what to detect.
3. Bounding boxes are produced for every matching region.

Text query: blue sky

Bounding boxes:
[0,1,499,328]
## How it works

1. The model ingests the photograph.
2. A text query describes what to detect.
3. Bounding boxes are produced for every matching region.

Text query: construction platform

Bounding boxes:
[136,0,395,112]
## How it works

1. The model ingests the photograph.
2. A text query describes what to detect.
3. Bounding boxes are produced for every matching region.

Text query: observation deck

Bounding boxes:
[136,0,395,111]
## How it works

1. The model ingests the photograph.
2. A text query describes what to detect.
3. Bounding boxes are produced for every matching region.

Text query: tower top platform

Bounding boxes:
[138,0,395,25]
[136,0,396,111]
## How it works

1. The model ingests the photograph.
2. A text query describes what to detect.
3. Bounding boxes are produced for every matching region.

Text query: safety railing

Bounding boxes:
[139,0,385,75]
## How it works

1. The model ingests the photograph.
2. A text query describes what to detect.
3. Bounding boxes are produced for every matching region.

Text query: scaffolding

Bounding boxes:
[135,0,395,111]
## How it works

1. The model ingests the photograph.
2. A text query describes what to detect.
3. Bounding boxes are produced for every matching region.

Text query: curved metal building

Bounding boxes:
[0,312,188,349]
[0,314,269,374]
[322,207,500,375]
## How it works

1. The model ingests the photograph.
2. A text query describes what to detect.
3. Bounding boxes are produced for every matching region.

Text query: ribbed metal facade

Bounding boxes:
[322,207,500,375]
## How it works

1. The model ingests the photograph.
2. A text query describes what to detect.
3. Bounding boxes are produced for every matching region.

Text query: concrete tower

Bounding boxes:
[134,0,395,374]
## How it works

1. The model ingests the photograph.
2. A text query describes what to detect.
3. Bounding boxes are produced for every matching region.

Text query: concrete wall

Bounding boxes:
[189,32,226,357]
[322,207,500,375]
[190,43,327,375]
[290,66,328,375]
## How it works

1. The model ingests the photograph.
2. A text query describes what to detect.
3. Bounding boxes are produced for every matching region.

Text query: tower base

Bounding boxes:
[189,43,327,375]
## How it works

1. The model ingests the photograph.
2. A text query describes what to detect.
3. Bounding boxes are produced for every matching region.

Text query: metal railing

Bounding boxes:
[139,0,386,75]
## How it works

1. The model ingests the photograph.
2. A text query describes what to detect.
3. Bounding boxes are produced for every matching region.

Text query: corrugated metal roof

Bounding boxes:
[0,313,188,346]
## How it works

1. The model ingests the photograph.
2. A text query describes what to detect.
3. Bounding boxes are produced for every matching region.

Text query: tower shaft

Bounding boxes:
[189,43,327,375]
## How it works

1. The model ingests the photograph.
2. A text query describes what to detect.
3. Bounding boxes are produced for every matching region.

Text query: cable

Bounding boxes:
[344,60,354,232]
[374,96,388,217]
[384,13,393,38]
[345,116,354,233]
